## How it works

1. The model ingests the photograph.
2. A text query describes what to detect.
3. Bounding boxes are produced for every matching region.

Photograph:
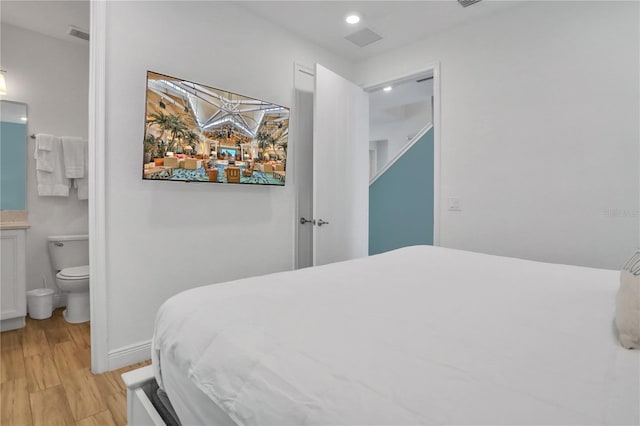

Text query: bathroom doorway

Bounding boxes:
[0,0,92,361]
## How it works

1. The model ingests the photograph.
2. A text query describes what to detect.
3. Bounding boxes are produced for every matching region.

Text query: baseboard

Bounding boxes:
[107,339,152,371]
[1,316,25,332]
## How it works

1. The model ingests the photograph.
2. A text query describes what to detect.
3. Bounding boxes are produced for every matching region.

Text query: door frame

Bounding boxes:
[292,63,315,269]
[363,63,441,246]
[88,0,109,373]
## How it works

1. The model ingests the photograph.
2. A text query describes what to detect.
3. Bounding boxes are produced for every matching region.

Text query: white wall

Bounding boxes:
[1,24,89,302]
[356,1,639,269]
[370,113,430,168]
[371,139,389,175]
[369,80,433,172]
[103,1,353,353]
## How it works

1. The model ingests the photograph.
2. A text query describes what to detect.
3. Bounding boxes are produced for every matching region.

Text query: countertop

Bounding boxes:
[0,210,30,230]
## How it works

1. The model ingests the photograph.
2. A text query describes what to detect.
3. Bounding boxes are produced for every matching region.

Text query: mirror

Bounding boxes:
[0,101,28,210]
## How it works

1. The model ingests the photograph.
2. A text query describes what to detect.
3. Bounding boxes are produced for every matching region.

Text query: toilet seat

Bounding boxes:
[57,265,89,280]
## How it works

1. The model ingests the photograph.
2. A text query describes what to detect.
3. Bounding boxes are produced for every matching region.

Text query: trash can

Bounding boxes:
[27,288,55,320]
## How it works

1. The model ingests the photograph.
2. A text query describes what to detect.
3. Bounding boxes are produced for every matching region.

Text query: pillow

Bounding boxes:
[616,251,640,349]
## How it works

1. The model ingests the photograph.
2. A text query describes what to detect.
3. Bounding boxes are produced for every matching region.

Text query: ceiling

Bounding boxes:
[0,1,520,59]
[0,1,90,45]
[241,1,521,61]
[370,77,433,126]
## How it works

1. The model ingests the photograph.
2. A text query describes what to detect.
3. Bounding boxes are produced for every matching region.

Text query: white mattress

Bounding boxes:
[152,245,639,425]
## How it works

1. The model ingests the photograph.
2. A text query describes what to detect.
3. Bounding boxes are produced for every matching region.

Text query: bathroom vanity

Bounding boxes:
[1,100,29,331]
[0,216,28,331]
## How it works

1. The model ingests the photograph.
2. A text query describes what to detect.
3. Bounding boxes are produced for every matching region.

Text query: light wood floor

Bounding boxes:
[1,308,150,425]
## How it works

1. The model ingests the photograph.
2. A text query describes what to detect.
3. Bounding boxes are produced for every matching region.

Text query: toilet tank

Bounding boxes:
[47,235,89,271]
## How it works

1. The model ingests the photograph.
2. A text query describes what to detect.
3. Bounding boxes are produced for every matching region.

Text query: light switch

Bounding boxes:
[448,197,461,211]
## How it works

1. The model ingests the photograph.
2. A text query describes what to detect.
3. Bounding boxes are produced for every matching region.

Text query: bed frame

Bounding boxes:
[122,365,168,426]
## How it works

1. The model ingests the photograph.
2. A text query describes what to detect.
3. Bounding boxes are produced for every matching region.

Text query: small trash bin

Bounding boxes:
[27,288,55,320]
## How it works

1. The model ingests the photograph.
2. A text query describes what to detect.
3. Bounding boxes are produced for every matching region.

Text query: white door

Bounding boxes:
[313,64,369,266]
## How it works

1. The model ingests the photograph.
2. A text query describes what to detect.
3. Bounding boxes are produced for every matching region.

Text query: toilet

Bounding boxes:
[47,235,90,323]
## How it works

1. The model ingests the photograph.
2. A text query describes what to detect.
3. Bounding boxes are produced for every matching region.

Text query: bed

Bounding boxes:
[125,245,640,425]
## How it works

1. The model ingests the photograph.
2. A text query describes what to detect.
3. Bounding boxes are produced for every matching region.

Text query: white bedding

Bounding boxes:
[160,350,236,425]
[152,246,639,425]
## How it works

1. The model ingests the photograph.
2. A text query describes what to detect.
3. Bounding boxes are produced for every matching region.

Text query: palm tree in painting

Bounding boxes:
[182,129,201,154]
[164,114,188,153]
[256,131,275,160]
[276,140,288,161]
[146,111,171,156]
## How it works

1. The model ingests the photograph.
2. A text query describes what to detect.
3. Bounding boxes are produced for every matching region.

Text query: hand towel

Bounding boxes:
[73,140,89,201]
[34,134,56,172]
[36,136,70,196]
[61,137,86,178]
[75,178,88,200]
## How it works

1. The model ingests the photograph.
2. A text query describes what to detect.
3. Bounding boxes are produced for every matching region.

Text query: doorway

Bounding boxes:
[293,63,440,268]
[367,74,436,254]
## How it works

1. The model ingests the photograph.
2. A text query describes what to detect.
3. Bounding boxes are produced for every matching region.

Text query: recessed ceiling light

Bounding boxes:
[346,15,360,24]
[383,86,392,92]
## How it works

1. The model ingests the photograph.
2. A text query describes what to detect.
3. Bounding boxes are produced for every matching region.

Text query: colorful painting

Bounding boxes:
[142,71,289,186]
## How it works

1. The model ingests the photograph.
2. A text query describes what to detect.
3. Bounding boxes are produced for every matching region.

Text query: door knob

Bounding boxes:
[317,219,329,227]
[300,217,315,225]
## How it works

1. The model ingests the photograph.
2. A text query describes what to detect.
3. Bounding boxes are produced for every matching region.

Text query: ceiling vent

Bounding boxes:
[345,28,382,48]
[67,25,89,41]
[458,0,482,7]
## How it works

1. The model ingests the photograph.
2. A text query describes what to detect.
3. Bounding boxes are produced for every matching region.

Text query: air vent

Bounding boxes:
[345,28,382,48]
[458,0,482,7]
[67,25,89,41]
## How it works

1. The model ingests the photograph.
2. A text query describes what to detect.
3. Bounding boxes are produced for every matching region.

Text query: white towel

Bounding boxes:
[75,178,88,200]
[35,136,70,197]
[61,137,86,178]
[73,141,89,201]
[34,134,56,172]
